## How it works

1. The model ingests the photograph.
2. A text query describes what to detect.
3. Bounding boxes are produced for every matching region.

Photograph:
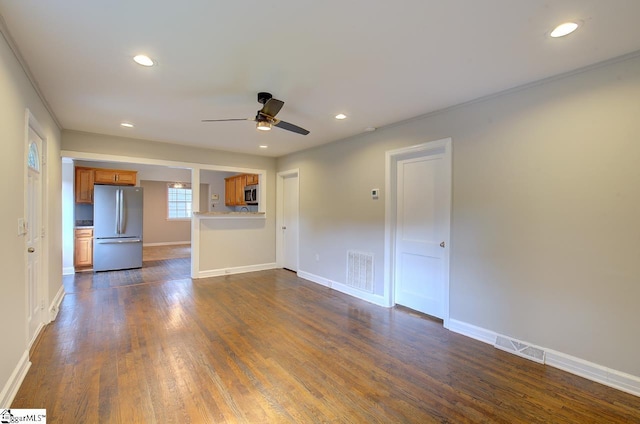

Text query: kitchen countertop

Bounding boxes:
[193,211,266,219]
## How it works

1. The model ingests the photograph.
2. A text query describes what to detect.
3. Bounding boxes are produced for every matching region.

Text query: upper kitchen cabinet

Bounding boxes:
[94,168,137,185]
[75,167,95,204]
[245,173,259,185]
[225,174,252,206]
[75,166,138,204]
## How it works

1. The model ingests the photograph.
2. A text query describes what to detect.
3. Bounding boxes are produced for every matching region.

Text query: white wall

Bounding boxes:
[0,29,62,403]
[277,53,640,378]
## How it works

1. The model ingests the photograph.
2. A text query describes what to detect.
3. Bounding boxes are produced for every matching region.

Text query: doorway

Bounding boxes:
[385,138,451,325]
[26,117,47,347]
[276,169,299,272]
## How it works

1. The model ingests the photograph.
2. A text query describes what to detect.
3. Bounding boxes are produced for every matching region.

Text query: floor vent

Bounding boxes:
[495,335,546,364]
[346,250,374,293]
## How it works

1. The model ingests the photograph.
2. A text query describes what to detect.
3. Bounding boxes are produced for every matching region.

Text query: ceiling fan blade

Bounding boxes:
[201,118,252,122]
[274,120,310,135]
[260,98,284,118]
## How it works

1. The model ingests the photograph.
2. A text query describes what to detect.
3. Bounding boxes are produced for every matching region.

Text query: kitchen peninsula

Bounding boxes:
[193,211,265,218]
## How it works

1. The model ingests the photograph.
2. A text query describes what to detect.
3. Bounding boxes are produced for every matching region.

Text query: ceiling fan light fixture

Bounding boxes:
[335,113,347,120]
[256,121,272,131]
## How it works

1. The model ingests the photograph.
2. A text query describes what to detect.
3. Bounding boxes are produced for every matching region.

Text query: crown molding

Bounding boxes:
[0,13,62,130]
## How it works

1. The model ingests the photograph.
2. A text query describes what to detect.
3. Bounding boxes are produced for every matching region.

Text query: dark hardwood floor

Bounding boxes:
[14,254,640,423]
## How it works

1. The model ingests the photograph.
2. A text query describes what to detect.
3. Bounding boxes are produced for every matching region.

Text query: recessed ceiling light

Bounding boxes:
[120,122,134,128]
[550,22,579,38]
[133,54,155,67]
[259,145,268,149]
[335,113,347,120]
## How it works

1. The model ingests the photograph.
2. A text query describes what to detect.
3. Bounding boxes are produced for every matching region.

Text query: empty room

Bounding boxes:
[1,1,639,422]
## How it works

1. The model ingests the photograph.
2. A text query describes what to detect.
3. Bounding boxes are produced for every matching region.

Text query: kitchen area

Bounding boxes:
[67,160,265,275]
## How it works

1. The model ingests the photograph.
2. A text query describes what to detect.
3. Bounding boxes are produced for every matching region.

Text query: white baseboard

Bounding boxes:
[545,349,640,397]
[0,350,31,408]
[447,319,497,345]
[143,241,190,247]
[448,319,640,398]
[297,270,388,307]
[62,266,75,276]
[196,262,277,279]
[49,284,65,322]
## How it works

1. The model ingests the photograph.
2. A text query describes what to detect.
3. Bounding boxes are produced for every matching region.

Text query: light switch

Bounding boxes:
[371,188,379,199]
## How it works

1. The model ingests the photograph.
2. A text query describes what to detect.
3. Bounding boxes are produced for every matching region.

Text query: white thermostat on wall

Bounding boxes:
[211,194,219,201]
[371,188,379,199]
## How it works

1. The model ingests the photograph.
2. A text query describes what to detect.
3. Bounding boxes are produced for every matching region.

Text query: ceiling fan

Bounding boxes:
[202,92,310,135]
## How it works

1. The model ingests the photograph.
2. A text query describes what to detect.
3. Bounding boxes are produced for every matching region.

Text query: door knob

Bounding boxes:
[282,226,287,230]
[439,241,445,248]
[28,247,35,253]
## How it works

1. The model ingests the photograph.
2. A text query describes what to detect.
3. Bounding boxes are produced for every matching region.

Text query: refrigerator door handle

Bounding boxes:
[119,189,126,234]
[114,189,121,234]
[96,238,142,244]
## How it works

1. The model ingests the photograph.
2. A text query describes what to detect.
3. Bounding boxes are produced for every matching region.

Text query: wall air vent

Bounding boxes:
[495,335,546,364]
[346,250,374,293]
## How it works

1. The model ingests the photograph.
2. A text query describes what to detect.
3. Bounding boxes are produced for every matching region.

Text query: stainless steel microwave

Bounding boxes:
[244,185,258,204]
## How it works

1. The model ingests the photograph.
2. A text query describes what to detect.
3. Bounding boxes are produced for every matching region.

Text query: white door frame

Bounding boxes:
[384,138,452,327]
[276,169,299,269]
[24,109,49,346]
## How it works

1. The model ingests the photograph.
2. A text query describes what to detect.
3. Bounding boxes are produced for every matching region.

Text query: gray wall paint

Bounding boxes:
[200,170,235,212]
[277,54,640,377]
[0,31,62,393]
[140,180,191,244]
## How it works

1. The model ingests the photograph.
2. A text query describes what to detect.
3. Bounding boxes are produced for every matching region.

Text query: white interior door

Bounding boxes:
[394,153,448,318]
[27,127,44,345]
[282,173,299,271]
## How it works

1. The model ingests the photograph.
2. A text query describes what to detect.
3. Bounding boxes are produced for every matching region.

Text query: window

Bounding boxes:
[28,141,40,171]
[167,183,192,219]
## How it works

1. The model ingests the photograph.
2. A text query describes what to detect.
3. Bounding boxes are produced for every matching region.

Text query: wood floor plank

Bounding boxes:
[12,252,640,423]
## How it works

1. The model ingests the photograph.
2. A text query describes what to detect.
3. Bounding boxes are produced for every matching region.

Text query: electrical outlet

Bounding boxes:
[371,188,379,199]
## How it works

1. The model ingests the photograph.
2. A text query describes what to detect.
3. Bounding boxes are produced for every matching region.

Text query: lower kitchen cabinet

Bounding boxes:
[74,228,93,269]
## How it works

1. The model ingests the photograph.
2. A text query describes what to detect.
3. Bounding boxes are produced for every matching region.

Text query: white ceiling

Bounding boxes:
[2,1,640,157]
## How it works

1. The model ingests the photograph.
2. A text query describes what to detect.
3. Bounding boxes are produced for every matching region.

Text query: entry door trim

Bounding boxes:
[384,138,452,327]
[276,169,300,270]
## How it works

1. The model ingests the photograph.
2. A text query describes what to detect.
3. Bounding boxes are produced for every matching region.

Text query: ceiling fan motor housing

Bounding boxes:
[257,92,273,104]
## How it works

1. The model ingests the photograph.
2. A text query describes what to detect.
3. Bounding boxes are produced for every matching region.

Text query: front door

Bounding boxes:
[26,127,44,345]
[394,149,450,318]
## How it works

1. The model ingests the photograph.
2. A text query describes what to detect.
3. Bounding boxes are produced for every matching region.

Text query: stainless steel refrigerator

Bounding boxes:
[93,185,143,272]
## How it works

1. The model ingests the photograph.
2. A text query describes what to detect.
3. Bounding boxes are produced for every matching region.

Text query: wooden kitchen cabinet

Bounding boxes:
[75,167,95,204]
[224,174,250,206]
[245,173,259,185]
[224,177,236,205]
[94,168,137,185]
[74,228,93,269]
[75,166,137,204]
